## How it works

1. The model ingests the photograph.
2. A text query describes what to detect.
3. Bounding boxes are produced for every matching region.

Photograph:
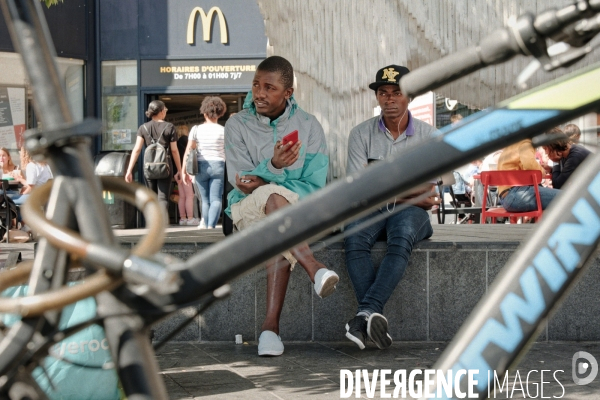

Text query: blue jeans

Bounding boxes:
[7,193,27,222]
[344,205,433,315]
[195,160,225,228]
[501,186,560,212]
[9,193,29,206]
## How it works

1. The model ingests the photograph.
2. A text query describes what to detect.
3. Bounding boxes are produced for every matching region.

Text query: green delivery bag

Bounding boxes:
[2,284,120,400]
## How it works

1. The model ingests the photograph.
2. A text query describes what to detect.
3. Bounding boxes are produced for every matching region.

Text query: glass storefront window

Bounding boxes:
[0,52,84,165]
[56,58,85,123]
[101,61,138,151]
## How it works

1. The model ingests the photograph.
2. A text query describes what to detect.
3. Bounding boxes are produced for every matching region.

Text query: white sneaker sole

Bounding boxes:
[315,271,339,298]
[258,349,284,356]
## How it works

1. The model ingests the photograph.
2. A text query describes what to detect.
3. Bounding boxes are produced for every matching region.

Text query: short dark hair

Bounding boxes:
[145,100,165,118]
[200,96,227,120]
[257,56,294,89]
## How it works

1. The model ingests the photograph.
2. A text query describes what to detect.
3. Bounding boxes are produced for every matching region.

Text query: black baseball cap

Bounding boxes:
[369,65,410,91]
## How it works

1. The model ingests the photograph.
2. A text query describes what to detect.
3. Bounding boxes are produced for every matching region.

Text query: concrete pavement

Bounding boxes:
[155,341,600,399]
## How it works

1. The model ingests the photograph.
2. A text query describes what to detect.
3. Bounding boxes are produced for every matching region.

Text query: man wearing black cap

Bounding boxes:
[343,65,439,350]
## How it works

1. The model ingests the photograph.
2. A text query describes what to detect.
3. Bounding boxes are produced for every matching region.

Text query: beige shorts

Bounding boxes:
[231,183,299,269]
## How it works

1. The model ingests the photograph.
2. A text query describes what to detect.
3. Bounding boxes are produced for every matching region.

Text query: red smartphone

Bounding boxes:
[282,130,298,147]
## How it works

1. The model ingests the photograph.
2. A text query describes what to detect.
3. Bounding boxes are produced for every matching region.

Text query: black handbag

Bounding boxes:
[185,147,198,175]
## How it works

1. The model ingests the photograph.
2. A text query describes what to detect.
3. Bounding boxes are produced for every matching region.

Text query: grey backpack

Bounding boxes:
[143,123,170,180]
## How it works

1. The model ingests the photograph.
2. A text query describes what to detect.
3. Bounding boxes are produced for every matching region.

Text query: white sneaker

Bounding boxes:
[313,268,339,298]
[179,219,187,226]
[186,218,200,226]
[258,330,284,356]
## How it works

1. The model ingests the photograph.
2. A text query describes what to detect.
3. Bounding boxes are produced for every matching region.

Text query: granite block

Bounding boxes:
[549,256,600,341]
[255,261,313,341]
[162,242,198,252]
[384,251,428,341]
[428,250,486,341]
[161,243,199,260]
[488,250,547,342]
[201,271,258,342]
[312,248,357,341]
[152,307,200,342]
[486,250,514,288]
[115,233,598,342]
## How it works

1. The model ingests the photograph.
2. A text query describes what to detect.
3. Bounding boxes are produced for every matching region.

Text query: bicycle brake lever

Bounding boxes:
[549,12,600,48]
[517,42,571,88]
[517,2,600,88]
[517,29,600,89]
[545,32,600,71]
[537,13,600,71]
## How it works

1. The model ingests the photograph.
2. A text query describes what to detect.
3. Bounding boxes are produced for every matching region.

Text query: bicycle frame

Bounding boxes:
[1,0,599,399]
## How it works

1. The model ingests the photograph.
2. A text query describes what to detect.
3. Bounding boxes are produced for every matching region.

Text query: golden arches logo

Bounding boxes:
[187,7,228,45]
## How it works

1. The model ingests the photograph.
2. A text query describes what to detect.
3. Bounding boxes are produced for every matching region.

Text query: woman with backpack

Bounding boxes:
[125,100,182,213]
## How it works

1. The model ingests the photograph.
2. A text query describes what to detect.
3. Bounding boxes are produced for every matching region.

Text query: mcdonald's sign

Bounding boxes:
[187,6,228,45]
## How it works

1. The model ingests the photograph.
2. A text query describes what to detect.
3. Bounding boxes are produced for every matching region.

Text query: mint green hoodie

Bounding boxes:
[224,93,329,217]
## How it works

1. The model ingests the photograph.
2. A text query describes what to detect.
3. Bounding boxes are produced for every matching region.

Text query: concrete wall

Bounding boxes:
[144,241,600,343]
[255,0,600,179]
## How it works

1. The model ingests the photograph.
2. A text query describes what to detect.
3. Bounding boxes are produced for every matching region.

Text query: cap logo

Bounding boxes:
[381,68,400,82]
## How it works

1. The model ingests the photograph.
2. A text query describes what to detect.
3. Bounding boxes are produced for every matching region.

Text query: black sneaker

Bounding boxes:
[367,313,393,349]
[345,315,368,350]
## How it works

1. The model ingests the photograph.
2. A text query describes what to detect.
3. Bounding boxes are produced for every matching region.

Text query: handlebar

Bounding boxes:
[401,0,600,97]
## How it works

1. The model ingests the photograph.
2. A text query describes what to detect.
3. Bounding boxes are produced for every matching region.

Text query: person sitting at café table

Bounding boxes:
[1,147,17,176]
[9,147,53,205]
[7,148,53,234]
[496,138,560,212]
[0,147,20,196]
[541,130,591,190]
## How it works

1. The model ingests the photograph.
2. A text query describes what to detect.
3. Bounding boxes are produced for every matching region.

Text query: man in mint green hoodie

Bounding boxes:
[224,56,338,356]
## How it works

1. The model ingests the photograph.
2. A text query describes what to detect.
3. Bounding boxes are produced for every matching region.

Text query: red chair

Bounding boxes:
[480,170,543,224]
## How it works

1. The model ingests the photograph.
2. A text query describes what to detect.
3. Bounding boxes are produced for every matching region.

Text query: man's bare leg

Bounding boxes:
[289,243,325,282]
[265,193,325,281]
[258,193,338,355]
[261,255,291,335]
